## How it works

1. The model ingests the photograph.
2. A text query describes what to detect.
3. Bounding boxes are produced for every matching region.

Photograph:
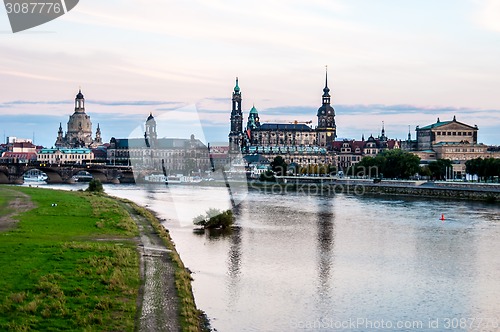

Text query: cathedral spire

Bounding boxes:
[322,65,330,99]
[234,77,240,93]
[325,65,328,89]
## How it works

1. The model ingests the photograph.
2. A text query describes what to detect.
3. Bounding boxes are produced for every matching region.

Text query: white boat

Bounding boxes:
[72,171,93,182]
[23,170,48,182]
[144,174,202,184]
[144,174,168,183]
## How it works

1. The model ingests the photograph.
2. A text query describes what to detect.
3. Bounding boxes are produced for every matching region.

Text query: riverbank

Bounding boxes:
[0,186,204,331]
[248,178,500,202]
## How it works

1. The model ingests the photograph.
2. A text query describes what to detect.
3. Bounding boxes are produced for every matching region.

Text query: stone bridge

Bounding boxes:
[0,162,136,184]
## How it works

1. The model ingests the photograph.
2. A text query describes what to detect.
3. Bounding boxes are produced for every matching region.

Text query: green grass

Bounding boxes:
[0,186,140,331]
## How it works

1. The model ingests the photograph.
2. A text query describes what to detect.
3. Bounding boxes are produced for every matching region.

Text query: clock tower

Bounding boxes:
[316,67,336,148]
[229,77,243,153]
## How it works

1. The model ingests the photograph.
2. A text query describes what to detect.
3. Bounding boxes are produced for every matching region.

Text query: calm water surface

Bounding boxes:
[44,184,500,331]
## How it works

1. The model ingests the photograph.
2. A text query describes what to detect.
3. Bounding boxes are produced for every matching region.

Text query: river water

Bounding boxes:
[39,183,500,331]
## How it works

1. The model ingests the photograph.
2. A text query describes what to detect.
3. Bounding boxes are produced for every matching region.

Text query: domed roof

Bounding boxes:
[76,89,84,99]
[317,104,334,117]
[249,105,258,114]
[147,112,155,121]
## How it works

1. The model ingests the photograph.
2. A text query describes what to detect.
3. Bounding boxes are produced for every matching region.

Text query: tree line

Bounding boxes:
[260,152,500,182]
[465,157,500,182]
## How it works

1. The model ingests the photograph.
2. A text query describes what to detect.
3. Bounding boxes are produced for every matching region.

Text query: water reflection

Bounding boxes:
[37,183,500,332]
[315,198,335,317]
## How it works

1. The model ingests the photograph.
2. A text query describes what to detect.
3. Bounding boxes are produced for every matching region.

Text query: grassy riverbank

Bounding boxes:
[0,186,140,331]
[0,185,204,331]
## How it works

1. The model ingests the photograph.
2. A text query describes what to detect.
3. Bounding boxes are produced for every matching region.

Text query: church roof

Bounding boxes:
[249,105,258,114]
[76,89,84,99]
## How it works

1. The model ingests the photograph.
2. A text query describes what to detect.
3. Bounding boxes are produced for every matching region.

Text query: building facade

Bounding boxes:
[55,90,102,148]
[231,70,337,166]
[332,129,401,171]
[107,113,210,175]
[404,116,490,175]
[37,148,94,165]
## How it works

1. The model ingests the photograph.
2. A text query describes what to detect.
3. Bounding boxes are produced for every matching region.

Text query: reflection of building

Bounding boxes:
[37,148,93,165]
[55,90,102,148]
[404,116,491,175]
[231,69,337,166]
[107,113,210,174]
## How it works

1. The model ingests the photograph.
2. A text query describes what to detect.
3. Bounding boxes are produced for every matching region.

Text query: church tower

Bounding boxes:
[94,123,102,145]
[144,113,158,148]
[55,123,64,147]
[316,67,336,148]
[229,77,243,153]
[246,104,260,130]
[65,89,94,148]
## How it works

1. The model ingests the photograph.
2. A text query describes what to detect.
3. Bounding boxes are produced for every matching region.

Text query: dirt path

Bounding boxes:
[0,189,35,232]
[122,203,180,332]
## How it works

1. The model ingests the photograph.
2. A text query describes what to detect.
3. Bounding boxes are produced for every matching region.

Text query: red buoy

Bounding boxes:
[440,214,445,221]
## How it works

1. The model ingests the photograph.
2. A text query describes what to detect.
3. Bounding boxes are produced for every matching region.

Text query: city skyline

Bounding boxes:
[1,0,500,146]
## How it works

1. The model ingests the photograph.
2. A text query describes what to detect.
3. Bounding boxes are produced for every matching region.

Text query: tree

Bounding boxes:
[86,179,104,193]
[467,157,500,182]
[270,156,287,176]
[193,208,233,229]
[381,149,420,179]
[354,150,420,179]
[427,159,453,180]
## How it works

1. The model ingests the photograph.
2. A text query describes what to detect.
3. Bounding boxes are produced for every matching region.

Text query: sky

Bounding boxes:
[1,0,500,147]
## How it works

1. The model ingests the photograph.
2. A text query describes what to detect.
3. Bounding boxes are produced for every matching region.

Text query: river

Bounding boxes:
[36,183,500,331]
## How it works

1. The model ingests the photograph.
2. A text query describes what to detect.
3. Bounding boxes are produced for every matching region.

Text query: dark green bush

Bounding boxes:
[86,179,104,193]
[193,208,233,229]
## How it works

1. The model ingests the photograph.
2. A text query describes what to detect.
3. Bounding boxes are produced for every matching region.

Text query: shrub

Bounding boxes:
[86,179,104,193]
[193,208,234,229]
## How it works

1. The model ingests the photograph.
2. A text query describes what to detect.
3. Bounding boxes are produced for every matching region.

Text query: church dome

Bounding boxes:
[76,89,84,99]
[317,104,334,117]
[249,105,258,114]
[147,112,155,121]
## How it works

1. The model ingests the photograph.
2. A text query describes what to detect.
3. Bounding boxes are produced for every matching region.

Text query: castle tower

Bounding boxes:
[229,77,243,153]
[144,112,157,148]
[316,67,336,148]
